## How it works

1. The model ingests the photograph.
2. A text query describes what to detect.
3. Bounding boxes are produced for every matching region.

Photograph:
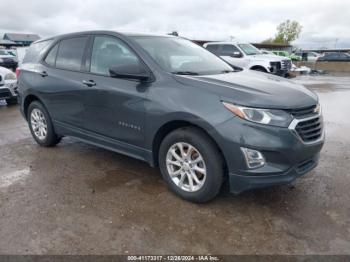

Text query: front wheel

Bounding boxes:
[251,67,268,73]
[159,127,224,203]
[27,101,61,147]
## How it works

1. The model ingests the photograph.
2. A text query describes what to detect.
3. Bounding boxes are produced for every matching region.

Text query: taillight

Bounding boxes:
[15,67,21,78]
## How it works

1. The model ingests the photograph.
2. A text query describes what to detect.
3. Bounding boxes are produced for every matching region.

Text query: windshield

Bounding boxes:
[238,44,262,55]
[132,36,234,75]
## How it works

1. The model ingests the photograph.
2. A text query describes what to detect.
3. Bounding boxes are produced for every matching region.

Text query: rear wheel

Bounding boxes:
[28,101,61,147]
[159,127,224,203]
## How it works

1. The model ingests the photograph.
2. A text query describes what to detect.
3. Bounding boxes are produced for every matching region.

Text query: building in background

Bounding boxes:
[251,43,293,53]
[0,39,20,48]
[3,33,40,46]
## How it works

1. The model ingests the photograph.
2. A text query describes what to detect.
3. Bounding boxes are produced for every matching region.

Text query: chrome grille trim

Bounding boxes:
[288,105,317,118]
[281,60,292,70]
[288,113,324,144]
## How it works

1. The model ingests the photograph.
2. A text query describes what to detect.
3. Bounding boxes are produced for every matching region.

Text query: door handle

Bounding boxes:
[39,71,48,77]
[82,80,96,87]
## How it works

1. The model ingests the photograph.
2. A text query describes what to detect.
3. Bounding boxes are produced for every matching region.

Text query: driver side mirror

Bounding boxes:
[109,63,151,82]
[231,51,243,58]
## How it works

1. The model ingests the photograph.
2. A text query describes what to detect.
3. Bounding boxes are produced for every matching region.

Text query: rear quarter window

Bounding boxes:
[22,40,53,64]
[44,44,59,67]
[55,37,88,71]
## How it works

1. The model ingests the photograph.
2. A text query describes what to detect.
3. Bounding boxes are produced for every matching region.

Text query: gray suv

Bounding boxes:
[18,31,324,202]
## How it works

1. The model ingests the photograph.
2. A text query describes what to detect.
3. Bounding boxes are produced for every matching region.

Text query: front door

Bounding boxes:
[82,35,148,150]
[219,44,249,68]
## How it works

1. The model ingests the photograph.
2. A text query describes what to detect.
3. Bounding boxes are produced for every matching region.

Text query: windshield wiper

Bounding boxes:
[172,71,199,75]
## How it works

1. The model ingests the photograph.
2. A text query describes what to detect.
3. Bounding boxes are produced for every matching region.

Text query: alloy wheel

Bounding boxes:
[30,108,48,140]
[166,142,207,192]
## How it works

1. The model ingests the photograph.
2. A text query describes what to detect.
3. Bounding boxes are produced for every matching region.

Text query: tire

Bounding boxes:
[252,67,267,73]
[6,97,18,105]
[159,127,224,203]
[27,101,61,147]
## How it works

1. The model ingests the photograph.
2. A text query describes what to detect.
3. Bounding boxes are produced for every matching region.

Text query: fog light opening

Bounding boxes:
[241,147,265,169]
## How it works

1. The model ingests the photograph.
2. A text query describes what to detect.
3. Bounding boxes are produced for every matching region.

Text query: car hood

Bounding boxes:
[0,66,13,76]
[173,70,318,109]
[0,55,15,59]
[249,54,289,62]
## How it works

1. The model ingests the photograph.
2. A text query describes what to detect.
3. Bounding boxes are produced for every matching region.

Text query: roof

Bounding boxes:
[4,33,40,42]
[0,39,17,45]
[252,43,292,48]
[124,32,173,37]
[35,30,173,44]
[203,41,240,45]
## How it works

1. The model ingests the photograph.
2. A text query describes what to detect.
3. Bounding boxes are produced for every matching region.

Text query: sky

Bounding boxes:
[1,0,349,49]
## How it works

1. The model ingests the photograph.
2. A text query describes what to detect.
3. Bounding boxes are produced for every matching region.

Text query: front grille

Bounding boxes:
[288,105,317,118]
[295,116,323,143]
[0,89,12,99]
[1,57,14,63]
[281,60,292,70]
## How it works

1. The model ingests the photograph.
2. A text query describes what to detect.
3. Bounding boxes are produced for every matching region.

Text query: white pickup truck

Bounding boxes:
[203,42,292,77]
[0,66,18,105]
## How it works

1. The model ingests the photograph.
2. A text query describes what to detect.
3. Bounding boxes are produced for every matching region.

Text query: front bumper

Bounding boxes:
[212,115,325,194]
[0,81,18,100]
[0,61,18,70]
[274,69,289,77]
[268,67,289,77]
[229,153,320,193]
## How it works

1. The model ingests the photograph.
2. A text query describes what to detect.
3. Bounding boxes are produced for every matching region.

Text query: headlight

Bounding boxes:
[4,73,16,81]
[270,61,281,68]
[222,102,293,127]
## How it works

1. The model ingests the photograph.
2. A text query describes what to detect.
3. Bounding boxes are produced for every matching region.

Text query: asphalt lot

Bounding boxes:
[0,74,350,255]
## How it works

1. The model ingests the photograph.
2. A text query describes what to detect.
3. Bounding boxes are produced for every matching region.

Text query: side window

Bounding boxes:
[44,44,59,67]
[90,36,140,75]
[220,45,241,56]
[56,37,88,71]
[206,45,219,54]
[22,40,53,64]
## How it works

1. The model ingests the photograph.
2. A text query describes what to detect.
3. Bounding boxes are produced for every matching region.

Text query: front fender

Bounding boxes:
[248,61,270,71]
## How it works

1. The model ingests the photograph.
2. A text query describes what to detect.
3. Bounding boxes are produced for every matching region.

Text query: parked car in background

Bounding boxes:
[261,50,275,55]
[317,52,350,62]
[204,42,292,77]
[294,51,321,62]
[0,66,18,105]
[0,49,18,71]
[18,31,324,202]
[4,49,16,57]
[272,50,301,61]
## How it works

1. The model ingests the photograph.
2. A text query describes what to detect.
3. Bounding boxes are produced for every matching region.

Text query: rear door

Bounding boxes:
[80,34,148,150]
[39,36,89,129]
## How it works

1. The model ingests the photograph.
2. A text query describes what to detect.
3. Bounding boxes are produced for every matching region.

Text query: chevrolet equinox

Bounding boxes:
[18,31,324,202]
